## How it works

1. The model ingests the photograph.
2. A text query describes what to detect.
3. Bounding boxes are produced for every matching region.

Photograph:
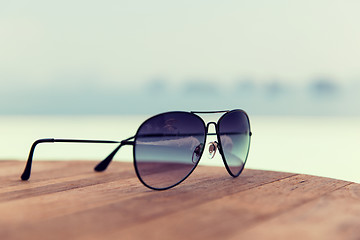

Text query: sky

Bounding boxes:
[1,0,360,114]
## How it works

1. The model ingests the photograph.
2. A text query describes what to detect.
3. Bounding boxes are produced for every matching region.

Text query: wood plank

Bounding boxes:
[0,161,358,240]
[109,174,350,240]
[237,182,360,240]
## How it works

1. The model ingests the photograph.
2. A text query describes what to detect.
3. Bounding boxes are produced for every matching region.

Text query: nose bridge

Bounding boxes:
[206,121,217,133]
[205,121,219,160]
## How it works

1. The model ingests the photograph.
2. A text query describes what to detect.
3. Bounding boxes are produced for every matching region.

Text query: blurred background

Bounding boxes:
[1,1,359,181]
[1,0,360,115]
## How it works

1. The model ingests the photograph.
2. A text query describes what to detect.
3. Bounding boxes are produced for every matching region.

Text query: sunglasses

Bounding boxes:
[21,110,252,190]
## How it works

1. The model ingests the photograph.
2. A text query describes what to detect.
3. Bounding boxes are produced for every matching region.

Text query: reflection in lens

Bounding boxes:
[134,112,206,189]
[218,110,251,176]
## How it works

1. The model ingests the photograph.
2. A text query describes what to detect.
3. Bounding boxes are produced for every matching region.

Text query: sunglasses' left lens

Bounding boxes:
[134,112,206,190]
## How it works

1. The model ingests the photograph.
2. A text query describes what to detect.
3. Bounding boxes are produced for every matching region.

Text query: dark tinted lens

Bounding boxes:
[134,112,206,189]
[218,110,251,176]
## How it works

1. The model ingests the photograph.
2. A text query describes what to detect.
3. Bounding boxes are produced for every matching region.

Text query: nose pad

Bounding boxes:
[208,141,218,159]
[192,143,204,164]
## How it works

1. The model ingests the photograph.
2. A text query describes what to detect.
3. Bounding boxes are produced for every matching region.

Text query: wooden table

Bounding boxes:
[1,160,360,240]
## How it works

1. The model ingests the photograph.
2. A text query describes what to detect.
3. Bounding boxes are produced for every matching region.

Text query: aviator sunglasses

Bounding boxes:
[21,110,252,190]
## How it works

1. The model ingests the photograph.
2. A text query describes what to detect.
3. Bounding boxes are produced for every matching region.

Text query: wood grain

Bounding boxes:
[0,161,358,240]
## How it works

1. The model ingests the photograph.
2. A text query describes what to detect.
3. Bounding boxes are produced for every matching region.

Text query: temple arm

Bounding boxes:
[20,138,127,181]
[93,136,135,172]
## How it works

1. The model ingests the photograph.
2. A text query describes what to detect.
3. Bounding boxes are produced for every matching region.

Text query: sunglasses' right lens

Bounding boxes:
[218,110,251,176]
[134,112,206,190]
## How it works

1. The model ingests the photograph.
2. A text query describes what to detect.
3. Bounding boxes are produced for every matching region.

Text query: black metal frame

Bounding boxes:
[21,109,252,190]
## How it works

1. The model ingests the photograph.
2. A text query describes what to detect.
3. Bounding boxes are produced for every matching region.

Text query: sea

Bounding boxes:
[1,115,359,183]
